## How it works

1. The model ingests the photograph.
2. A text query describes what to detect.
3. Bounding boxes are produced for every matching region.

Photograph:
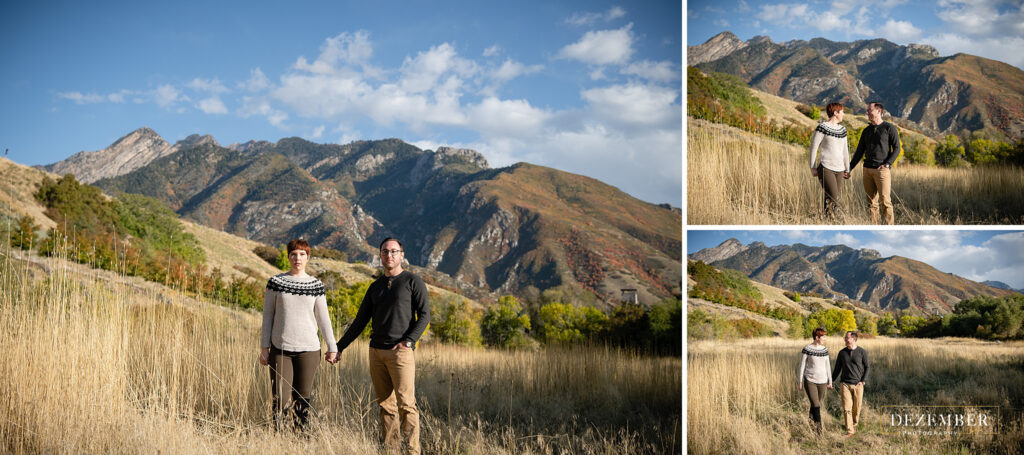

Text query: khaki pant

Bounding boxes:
[840,382,864,434]
[369,347,420,455]
[862,167,893,224]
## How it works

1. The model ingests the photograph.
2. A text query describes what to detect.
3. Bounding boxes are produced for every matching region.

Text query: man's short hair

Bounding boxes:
[846,331,859,340]
[825,102,844,118]
[812,327,827,338]
[868,102,884,114]
[287,238,311,256]
[379,237,403,251]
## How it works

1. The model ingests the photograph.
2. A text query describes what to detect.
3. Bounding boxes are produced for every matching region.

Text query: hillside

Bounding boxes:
[55,130,682,306]
[0,156,473,304]
[690,31,1024,141]
[693,239,1018,313]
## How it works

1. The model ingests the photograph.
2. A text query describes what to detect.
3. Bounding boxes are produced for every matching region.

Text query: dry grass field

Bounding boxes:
[0,243,681,454]
[688,337,1024,454]
[687,118,1024,225]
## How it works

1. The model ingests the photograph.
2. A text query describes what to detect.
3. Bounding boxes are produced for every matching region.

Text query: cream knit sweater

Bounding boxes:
[261,273,338,352]
[809,122,851,173]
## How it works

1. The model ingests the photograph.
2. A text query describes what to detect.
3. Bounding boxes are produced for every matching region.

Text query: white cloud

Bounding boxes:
[197,96,228,115]
[242,68,271,92]
[188,77,228,94]
[738,0,752,12]
[581,83,679,128]
[310,125,325,139]
[621,60,677,82]
[57,91,106,104]
[829,233,859,246]
[155,84,186,108]
[399,43,477,94]
[483,45,501,57]
[813,12,849,32]
[238,96,288,127]
[492,59,544,82]
[566,6,627,26]
[589,68,606,80]
[294,30,373,73]
[858,231,1024,289]
[714,19,730,28]
[924,33,1024,68]
[465,97,551,137]
[879,19,922,43]
[558,24,634,65]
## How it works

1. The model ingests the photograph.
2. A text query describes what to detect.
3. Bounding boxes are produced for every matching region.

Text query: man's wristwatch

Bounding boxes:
[403,341,414,349]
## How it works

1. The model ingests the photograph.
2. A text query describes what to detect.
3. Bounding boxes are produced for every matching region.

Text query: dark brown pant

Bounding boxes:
[804,378,828,432]
[269,346,321,431]
[817,164,844,221]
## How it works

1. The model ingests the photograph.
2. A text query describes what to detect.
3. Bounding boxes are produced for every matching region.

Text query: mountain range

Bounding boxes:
[691,239,1017,314]
[689,31,1024,141]
[38,128,682,306]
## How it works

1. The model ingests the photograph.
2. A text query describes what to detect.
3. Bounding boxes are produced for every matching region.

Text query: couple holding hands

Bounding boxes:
[259,238,429,455]
[809,101,901,224]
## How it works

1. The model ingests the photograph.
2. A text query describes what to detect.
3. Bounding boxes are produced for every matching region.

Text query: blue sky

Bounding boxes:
[688,0,1024,69]
[687,230,1024,290]
[0,1,681,205]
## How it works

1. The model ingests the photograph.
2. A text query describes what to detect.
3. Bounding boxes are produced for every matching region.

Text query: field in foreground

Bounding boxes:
[688,337,1024,454]
[687,118,1024,225]
[0,247,681,454]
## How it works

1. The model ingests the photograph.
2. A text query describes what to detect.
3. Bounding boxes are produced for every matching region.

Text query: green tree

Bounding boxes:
[275,245,290,271]
[648,298,682,354]
[537,302,585,344]
[430,297,482,346]
[481,295,532,349]
[326,281,372,338]
[608,301,650,348]
[877,313,898,336]
[934,135,966,167]
[855,312,878,336]
[12,215,39,250]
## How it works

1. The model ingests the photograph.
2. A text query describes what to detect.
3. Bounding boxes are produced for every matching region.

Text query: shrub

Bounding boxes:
[431,297,482,347]
[481,295,532,349]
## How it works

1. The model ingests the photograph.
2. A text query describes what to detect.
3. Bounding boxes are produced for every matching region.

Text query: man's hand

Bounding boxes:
[858,381,865,388]
[392,341,412,350]
[259,347,270,366]
[325,352,339,364]
[843,171,850,179]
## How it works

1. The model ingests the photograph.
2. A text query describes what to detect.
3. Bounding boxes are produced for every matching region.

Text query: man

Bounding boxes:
[335,237,430,454]
[832,331,870,436]
[849,102,901,224]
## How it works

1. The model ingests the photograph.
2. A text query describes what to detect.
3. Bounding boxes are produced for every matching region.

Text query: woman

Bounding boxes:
[798,327,833,434]
[259,238,339,431]
[809,102,851,221]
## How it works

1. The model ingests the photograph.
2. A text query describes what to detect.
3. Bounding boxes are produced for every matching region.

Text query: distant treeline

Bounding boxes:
[688,67,1024,168]
[895,295,1024,340]
[6,175,682,355]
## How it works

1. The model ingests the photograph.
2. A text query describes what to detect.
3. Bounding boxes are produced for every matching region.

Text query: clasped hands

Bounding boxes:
[258,347,340,365]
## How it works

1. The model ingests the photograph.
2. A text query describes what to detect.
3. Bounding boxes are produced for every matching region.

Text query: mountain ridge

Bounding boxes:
[42,128,681,306]
[690,31,1024,141]
[691,238,1017,313]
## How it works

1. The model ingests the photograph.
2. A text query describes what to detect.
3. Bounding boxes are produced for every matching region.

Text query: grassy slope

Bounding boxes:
[1,156,476,305]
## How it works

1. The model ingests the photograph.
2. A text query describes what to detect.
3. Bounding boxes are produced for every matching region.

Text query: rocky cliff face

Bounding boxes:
[692,239,1015,313]
[692,31,1024,140]
[88,130,680,305]
[689,237,747,263]
[39,127,176,183]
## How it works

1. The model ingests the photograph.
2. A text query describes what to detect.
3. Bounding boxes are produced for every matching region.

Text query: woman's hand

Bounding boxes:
[810,168,818,177]
[325,352,339,364]
[798,382,803,391]
[843,171,850,179]
[259,347,270,366]
[827,383,834,390]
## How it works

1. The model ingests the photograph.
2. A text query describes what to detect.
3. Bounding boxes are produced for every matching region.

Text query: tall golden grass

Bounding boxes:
[0,242,681,454]
[688,337,1024,454]
[687,118,1024,224]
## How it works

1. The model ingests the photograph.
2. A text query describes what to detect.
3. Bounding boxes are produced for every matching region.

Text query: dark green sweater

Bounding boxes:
[337,270,430,350]
[832,346,870,385]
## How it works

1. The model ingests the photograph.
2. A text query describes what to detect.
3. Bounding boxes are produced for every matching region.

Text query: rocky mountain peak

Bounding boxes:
[175,134,219,150]
[690,238,748,263]
[433,146,489,169]
[39,127,175,183]
[688,31,748,65]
